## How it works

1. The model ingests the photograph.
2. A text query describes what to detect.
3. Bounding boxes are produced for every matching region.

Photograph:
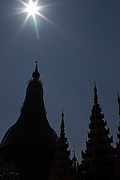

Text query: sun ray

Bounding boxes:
[21,14,30,29]
[33,15,39,39]
[37,12,60,30]
[18,0,28,8]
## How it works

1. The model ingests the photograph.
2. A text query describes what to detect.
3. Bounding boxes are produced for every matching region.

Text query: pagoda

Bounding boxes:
[80,85,114,180]
[0,63,57,180]
[49,112,73,180]
[114,94,120,180]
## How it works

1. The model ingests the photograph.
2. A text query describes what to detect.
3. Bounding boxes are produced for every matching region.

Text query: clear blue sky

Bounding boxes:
[0,0,120,161]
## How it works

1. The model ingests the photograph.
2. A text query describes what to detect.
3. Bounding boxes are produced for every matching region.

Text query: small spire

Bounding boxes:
[94,82,98,104]
[117,91,120,119]
[32,61,40,80]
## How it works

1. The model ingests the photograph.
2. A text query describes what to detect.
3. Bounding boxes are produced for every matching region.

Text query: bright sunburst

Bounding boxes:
[16,0,60,39]
[23,0,40,18]
[18,0,41,39]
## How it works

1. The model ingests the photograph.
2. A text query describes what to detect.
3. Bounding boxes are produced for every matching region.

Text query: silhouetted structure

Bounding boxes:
[0,65,120,180]
[72,152,79,180]
[80,85,114,180]
[0,162,20,180]
[0,63,57,180]
[114,94,120,180]
[49,112,73,180]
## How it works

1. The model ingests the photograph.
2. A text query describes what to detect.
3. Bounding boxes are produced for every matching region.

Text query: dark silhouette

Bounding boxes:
[0,63,57,180]
[49,112,73,180]
[0,65,120,180]
[79,85,115,180]
[114,94,120,180]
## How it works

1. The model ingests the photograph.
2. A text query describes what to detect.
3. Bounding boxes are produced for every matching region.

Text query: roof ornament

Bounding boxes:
[73,145,76,160]
[117,90,120,120]
[60,110,65,138]
[94,81,98,104]
[35,60,37,65]
[61,110,65,130]
[32,61,40,80]
[72,146,78,171]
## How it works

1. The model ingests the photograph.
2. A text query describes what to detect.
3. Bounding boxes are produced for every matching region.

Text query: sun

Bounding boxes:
[16,0,60,39]
[24,0,40,18]
[17,0,42,39]
[18,0,41,19]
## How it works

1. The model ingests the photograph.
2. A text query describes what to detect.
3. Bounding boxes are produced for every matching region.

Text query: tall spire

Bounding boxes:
[32,61,40,80]
[81,86,114,179]
[114,92,120,179]
[49,112,72,180]
[94,82,98,104]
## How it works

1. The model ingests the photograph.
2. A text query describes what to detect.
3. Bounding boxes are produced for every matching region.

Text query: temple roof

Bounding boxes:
[0,64,57,149]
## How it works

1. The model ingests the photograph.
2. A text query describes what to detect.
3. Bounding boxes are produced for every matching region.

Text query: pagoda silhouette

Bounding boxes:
[49,112,73,180]
[0,63,57,180]
[79,85,114,180]
[0,64,120,180]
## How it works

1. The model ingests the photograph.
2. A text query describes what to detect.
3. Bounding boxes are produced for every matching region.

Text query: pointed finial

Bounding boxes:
[35,60,38,71]
[73,145,76,158]
[61,110,65,130]
[94,81,96,87]
[35,60,37,66]
[117,90,120,119]
[60,110,65,138]
[94,82,98,104]
[72,147,77,170]
[32,61,40,80]
[117,90,120,103]
[73,151,77,161]
[61,109,64,118]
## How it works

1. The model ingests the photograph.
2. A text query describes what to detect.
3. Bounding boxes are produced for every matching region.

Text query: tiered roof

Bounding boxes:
[49,112,73,180]
[80,85,114,180]
[114,94,120,180]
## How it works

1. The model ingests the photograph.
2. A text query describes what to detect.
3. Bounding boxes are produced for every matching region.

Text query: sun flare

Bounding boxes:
[17,0,43,39]
[16,0,60,39]
[25,0,40,18]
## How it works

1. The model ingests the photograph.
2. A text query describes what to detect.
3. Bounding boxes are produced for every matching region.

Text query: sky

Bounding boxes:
[0,0,120,162]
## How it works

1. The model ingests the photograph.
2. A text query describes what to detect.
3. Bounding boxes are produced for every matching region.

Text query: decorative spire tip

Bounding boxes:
[117,90,120,103]
[117,90,120,119]
[61,110,65,130]
[32,61,40,80]
[94,81,96,87]
[61,109,64,119]
[93,82,98,104]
